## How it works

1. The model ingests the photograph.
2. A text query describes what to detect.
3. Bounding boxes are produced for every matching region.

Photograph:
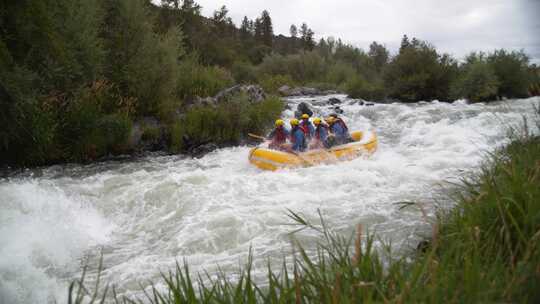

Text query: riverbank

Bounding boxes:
[67,105,540,303]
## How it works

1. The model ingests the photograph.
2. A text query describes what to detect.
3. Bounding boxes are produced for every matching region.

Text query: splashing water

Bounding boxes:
[1,95,538,303]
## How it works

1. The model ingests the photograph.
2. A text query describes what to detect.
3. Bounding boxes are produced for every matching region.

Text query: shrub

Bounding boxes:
[383,40,456,102]
[488,50,530,98]
[171,94,283,150]
[345,75,386,100]
[169,121,185,153]
[451,61,499,102]
[59,83,133,161]
[258,74,295,94]
[177,55,234,99]
[231,61,258,84]
[325,62,357,85]
[258,51,327,84]
[102,0,184,117]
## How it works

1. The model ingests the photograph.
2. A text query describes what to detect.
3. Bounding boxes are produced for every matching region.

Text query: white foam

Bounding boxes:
[0,180,114,304]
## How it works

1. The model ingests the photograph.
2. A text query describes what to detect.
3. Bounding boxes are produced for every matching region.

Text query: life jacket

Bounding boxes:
[272,127,287,144]
[314,125,328,140]
[290,126,306,149]
[290,126,300,143]
[334,118,348,131]
[299,120,311,138]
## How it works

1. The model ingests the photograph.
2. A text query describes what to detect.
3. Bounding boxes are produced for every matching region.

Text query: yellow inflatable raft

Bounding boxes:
[248,131,378,171]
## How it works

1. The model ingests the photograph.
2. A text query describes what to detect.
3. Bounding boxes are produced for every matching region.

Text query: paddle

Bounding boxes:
[248,133,267,141]
[290,150,316,167]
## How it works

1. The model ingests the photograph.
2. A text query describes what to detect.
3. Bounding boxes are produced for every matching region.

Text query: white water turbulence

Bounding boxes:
[1,96,539,303]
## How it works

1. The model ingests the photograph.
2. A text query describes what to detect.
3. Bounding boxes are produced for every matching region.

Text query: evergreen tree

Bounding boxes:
[253,18,263,42]
[368,41,389,71]
[240,16,252,40]
[289,24,298,53]
[300,23,315,51]
[212,5,233,36]
[260,10,273,48]
[290,24,298,38]
[399,34,410,54]
[317,38,332,59]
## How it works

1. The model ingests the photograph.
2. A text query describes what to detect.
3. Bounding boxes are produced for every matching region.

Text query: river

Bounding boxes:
[1,95,538,303]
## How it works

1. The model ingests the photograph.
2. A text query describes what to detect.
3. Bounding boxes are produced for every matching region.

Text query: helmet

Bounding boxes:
[275,119,284,127]
[290,118,300,126]
[301,113,310,119]
[313,117,322,125]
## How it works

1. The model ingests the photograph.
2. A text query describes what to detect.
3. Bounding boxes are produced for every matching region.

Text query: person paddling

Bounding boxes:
[267,119,290,151]
[299,113,315,140]
[309,117,329,149]
[289,118,307,152]
[326,114,352,145]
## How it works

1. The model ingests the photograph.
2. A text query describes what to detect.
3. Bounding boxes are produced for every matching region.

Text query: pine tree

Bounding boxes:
[368,41,389,71]
[212,5,233,36]
[300,23,315,51]
[240,16,251,40]
[253,17,263,42]
[260,10,273,48]
[399,34,410,54]
[290,24,298,38]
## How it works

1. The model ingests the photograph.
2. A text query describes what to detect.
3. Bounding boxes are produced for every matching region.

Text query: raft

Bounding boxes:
[248,131,378,171]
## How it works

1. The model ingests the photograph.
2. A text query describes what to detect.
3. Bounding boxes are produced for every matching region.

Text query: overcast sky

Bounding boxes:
[193,0,540,64]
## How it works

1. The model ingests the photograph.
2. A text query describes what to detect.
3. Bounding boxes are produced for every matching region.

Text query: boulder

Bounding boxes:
[348,100,365,106]
[294,102,314,118]
[278,86,322,97]
[214,84,266,104]
[301,87,321,96]
[328,97,342,105]
[322,90,339,95]
[332,106,344,114]
[278,85,292,96]
[193,96,216,107]
[190,143,219,157]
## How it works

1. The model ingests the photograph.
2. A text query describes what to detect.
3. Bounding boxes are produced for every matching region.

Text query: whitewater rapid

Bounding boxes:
[1,95,538,303]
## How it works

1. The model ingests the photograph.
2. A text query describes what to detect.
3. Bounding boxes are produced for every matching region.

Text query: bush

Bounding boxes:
[258,51,327,84]
[231,61,258,84]
[325,62,357,85]
[168,121,185,153]
[345,75,386,100]
[451,61,499,102]
[102,0,184,117]
[59,83,133,161]
[170,94,283,150]
[383,40,456,102]
[488,50,530,98]
[177,55,234,99]
[258,74,295,94]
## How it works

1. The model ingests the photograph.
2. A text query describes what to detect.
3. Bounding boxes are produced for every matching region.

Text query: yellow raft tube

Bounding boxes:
[249,131,378,171]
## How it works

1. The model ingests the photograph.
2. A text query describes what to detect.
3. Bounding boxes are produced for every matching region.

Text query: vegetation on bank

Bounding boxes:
[69,110,540,303]
[2,0,540,167]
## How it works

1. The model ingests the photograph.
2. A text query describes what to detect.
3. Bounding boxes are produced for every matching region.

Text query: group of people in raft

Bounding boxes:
[267,113,351,153]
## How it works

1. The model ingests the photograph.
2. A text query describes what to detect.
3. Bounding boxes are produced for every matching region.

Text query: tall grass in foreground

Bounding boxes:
[69,115,540,303]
